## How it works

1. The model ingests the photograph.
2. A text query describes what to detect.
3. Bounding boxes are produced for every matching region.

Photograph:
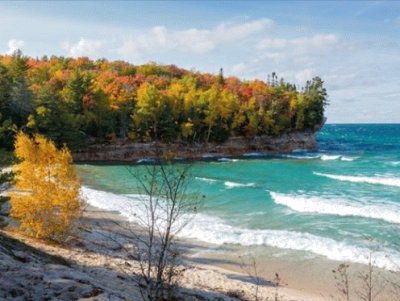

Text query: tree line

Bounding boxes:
[0,51,328,150]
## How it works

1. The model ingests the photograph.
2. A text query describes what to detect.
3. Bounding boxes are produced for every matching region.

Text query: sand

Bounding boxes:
[2,202,398,300]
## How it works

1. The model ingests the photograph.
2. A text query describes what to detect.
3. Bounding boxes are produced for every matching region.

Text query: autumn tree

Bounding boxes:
[0,55,328,148]
[10,132,82,242]
[133,82,163,140]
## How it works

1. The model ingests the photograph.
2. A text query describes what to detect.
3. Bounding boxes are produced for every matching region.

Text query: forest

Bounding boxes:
[0,51,328,151]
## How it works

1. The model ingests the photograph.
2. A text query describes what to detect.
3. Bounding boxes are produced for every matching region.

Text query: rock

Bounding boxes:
[0,201,10,216]
[72,130,319,162]
[0,233,128,301]
[11,250,31,263]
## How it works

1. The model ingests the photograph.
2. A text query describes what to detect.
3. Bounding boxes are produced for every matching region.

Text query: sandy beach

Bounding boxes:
[2,202,397,300]
[2,203,326,301]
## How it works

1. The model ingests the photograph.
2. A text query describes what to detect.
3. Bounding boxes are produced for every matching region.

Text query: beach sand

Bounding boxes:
[3,204,398,300]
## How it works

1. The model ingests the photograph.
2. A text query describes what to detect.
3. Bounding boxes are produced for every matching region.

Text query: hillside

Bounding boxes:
[0,52,327,153]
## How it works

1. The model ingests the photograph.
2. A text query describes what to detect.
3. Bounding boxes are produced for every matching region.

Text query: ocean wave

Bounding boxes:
[341,156,358,161]
[314,172,400,187]
[81,186,400,271]
[320,155,341,161]
[283,154,320,160]
[284,154,357,162]
[195,177,218,183]
[270,191,400,224]
[181,216,400,271]
[136,158,155,163]
[218,158,239,162]
[224,181,255,189]
[243,152,264,157]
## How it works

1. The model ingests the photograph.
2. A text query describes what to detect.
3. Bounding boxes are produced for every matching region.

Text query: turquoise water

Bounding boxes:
[77,124,400,270]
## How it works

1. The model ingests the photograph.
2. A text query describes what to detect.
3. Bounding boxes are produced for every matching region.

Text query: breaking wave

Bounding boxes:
[81,186,400,271]
[314,172,400,187]
[270,191,400,224]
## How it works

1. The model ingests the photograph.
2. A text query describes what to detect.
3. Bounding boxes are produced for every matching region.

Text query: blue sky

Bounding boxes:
[1,1,400,123]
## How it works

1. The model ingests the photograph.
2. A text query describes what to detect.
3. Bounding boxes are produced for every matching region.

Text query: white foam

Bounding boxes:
[136,158,155,163]
[243,152,263,157]
[179,213,400,271]
[224,181,255,189]
[314,172,400,187]
[195,177,217,183]
[218,158,239,162]
[82,186,400,271]
[283,154,320,160]
[270,191,400,224]
[320,155,341,161]
[341,156,358,161]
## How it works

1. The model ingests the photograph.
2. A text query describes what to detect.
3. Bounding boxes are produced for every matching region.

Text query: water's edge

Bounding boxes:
[73,130,318,162]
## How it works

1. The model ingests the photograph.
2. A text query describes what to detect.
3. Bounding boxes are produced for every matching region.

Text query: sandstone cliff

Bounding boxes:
[73,130,319,162]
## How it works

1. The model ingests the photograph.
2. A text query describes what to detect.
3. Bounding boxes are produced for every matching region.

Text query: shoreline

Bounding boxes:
[78,205,330,300]
[2,200,398,300]
[80,203,398,300]
[72,130,319,163]
[1,203,325,300]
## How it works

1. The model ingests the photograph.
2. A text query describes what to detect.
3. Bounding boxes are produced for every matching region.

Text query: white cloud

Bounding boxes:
[231,63,248,74]
[62,38,103,57]
[213,18,274,41]
[117,18,273,58]
[6,39,24,54]
[295,68,315,84]
[257,34,340,52]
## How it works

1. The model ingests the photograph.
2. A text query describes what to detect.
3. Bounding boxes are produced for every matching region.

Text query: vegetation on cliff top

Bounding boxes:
[0,51,327,150]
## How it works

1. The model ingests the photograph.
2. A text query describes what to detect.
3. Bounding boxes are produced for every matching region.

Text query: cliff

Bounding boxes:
[72,129,319,162]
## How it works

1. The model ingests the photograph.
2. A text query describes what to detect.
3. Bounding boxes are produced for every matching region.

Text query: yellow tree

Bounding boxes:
[10,132,82,242]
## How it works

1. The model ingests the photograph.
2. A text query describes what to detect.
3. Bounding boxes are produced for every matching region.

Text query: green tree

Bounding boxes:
[8,51,33,125]
[302,77,328,128]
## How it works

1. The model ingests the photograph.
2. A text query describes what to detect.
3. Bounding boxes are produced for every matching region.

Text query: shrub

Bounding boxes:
[10,132,82,242]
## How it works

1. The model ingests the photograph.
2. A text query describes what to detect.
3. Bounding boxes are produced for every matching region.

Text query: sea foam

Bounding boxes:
[224,181,255,189]
[320,155,341,161]
[270,191,400,224]
[283,154,320,160]
[341,156,358,161]
[218,158,239,162]
[81,186,400,271]
[180,215,400,271]
[314,172,400,187]
[195,177,218,183]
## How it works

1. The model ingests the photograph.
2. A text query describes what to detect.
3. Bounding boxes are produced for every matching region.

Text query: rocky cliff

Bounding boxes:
[73,129,319,162]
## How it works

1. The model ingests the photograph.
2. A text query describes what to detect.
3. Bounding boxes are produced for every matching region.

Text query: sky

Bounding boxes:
[1,1,400,123]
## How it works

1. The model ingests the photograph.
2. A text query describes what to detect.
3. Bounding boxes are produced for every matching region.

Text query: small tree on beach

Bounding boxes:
[10,132,82,242]
[125,157,201,301]
[332,263,351,301]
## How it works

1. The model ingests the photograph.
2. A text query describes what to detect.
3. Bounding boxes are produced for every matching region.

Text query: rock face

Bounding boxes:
[73,130,319,162]
[0,233,126,301]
